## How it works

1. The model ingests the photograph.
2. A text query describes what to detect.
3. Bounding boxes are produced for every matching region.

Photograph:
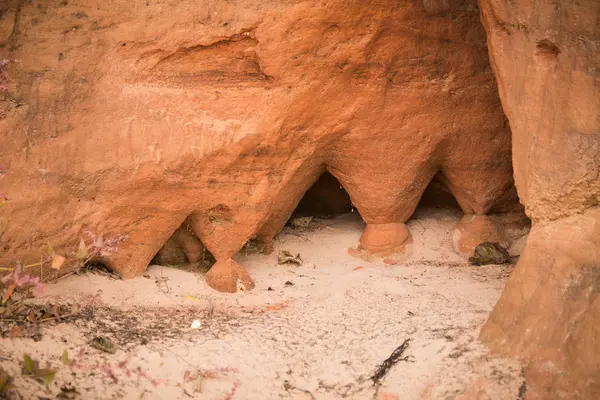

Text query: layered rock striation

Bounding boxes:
[0,0,516,291]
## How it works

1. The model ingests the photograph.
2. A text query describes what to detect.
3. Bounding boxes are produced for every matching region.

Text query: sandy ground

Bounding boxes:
[0,208,527,400]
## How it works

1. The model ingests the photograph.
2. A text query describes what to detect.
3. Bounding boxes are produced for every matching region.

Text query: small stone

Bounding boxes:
[190,320,201,329]
[291,216,313,229]
[468,242,511,266]
[89,336,117,354]
[277,250,303,266]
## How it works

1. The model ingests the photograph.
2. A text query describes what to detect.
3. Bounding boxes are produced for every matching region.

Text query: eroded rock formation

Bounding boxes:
[2,0,598,396]
[0,0,517,291]
[478,0,600,397]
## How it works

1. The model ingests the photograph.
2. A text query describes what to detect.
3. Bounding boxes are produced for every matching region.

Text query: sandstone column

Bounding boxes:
[478,0,600,395]
[188,210,256,293]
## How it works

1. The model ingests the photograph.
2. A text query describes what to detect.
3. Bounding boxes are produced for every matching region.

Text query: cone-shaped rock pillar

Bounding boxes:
[453,214,503,257]
[205,258,255,293]
[358,222,410,254]
[188,210,260,293]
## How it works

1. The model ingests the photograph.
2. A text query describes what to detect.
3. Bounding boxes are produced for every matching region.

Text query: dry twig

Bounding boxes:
[371,338,414,385]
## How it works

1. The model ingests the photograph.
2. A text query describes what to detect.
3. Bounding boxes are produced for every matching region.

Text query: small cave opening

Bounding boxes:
[83,258,120,278]
[410,173,531,261]
[238,171,357,258]
[415,173,462,213]
[287,171,356,225]
[150,219,215,272]
[249,170,362,262]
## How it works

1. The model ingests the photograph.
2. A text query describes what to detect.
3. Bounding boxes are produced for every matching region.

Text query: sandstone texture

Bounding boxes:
[1,0,598,397]
[0,0,516,289]
[479,0,600,397]
[453,214,502,256]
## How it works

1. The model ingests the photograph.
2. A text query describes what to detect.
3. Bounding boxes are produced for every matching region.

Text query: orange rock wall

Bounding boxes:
[479,0,599,397]
[2,0,598,394]
[0,0,514,280]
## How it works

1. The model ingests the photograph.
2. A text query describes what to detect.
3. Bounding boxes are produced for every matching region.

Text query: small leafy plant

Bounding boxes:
[0,367,14,396]
[1,265,43,304]
[22,354,56,386]
[1,231,128,304]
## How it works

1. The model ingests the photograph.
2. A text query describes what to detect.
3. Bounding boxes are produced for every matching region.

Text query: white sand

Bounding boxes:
[0,208,525,399]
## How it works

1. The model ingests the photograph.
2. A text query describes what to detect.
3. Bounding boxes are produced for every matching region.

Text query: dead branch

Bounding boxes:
[370,338,413,385]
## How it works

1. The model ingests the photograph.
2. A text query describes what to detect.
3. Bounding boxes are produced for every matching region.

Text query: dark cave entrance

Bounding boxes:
[416,173,462,212]
[150,219,215,271]
[289,171,354,221]
[288,171,465,228]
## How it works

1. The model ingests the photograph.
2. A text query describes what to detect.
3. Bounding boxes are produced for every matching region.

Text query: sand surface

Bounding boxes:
[0,208,526,399]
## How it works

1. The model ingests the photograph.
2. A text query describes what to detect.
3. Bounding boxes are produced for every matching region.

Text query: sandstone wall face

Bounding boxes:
[479,0,599,222]
[478,0,599,397]
[0,0,515,286]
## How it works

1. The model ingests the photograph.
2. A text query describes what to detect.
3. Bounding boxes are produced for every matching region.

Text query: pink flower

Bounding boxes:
[2,264,43,291]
